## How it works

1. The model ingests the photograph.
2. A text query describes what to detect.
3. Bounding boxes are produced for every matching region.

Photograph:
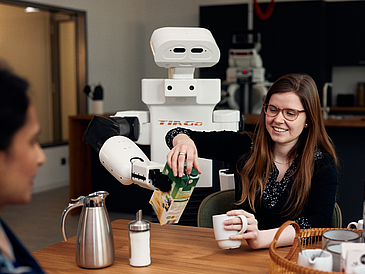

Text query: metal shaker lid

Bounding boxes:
[128,209,150,232]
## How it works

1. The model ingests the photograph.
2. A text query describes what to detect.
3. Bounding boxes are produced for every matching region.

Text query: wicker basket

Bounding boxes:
[269,220,362,274]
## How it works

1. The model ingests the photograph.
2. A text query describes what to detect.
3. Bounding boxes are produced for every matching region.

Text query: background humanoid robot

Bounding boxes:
[218,31,270,115]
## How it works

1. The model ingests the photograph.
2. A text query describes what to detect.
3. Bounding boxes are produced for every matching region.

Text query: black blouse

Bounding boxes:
[166,128,338,230]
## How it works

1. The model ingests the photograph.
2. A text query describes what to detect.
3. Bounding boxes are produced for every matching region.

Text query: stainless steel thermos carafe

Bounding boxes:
[61,191,115,268]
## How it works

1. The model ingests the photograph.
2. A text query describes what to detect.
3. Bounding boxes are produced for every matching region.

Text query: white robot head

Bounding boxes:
[150,27,220,69]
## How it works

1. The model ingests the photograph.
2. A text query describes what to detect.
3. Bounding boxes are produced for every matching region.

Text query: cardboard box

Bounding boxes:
[149,163,199,225]
[340,243,365,273]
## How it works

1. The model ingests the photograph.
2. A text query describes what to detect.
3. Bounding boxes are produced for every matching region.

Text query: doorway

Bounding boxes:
[0,1,87,145]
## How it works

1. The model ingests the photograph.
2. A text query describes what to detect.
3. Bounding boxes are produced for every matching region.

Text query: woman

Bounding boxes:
[165,73,337,249]
[0,66,46,273]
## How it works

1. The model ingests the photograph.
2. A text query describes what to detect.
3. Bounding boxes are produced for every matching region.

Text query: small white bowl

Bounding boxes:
[298,249,333,272]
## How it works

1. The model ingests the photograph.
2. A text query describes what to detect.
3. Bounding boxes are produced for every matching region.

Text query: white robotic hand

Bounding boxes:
[83,116,172,192]
[99,136,169,190]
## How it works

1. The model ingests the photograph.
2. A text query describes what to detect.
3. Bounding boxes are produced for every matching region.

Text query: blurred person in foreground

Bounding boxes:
[0,64,46,273]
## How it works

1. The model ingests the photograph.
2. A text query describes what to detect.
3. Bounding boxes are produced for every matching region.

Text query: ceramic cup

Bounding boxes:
[298,249,333,272]
[347,219,364,230]
[212,214,247,249]
[322,229,361,272]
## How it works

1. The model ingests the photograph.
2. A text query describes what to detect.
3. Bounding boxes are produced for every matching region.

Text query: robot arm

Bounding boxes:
[82,116,171,192]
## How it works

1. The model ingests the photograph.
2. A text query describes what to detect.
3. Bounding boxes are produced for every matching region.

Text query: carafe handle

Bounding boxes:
[61,196,84,241]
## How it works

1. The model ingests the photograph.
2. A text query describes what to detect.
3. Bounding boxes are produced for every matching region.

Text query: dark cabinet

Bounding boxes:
[326,1,365,66]
[254,1,326,87]
[200,1,365,91]
[200,1,326,88]
[199,4,248,80]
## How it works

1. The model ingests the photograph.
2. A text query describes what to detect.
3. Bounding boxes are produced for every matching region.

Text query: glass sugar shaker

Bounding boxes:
[128,209,151,267]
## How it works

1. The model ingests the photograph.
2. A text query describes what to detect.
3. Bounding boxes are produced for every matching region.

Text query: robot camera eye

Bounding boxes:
[191,48,204,53]
[173,47,186,53]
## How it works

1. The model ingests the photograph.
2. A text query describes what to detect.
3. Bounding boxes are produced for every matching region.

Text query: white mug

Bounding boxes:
[347,219,363,230]
[298,249,333,272]
[212,214,247,249]
[353,265,365,274]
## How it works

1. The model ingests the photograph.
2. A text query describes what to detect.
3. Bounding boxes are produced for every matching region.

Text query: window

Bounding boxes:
[0,1,87,145]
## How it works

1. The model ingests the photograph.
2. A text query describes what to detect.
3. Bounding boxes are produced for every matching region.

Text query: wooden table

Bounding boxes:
[33,219,274,273]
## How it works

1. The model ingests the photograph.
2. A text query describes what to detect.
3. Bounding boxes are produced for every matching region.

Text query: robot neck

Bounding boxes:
[168,67,195,79]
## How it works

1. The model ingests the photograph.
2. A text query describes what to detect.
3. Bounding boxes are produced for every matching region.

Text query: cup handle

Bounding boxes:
[347,222,358,229]
[237,215,247,235]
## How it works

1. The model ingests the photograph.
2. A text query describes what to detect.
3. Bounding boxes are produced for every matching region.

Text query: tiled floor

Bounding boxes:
[1,186,142,253]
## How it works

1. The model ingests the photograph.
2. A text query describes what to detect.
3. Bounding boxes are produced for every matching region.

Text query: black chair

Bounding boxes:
[197,189,236,228]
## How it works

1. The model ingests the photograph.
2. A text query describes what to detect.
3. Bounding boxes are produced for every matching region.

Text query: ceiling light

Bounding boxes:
[25,7,39,13]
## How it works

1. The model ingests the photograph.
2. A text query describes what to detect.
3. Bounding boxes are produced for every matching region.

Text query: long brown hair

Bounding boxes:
[237,73,337,218]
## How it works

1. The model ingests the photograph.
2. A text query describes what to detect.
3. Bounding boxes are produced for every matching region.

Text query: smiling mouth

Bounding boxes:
[273,127,288,132]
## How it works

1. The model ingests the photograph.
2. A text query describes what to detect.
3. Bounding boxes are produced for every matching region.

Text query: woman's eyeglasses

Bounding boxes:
[263,104,306,121]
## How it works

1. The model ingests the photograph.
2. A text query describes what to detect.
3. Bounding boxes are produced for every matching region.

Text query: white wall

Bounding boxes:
[33,145,69,193]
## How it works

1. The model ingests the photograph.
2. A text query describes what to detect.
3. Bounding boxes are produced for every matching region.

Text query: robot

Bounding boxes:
[83,27,240,194]
[220,31,269,114]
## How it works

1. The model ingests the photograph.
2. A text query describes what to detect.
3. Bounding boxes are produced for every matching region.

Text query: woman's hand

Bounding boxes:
[224,209,296,249]
[224,209,262,249]
[166,133,201,177]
